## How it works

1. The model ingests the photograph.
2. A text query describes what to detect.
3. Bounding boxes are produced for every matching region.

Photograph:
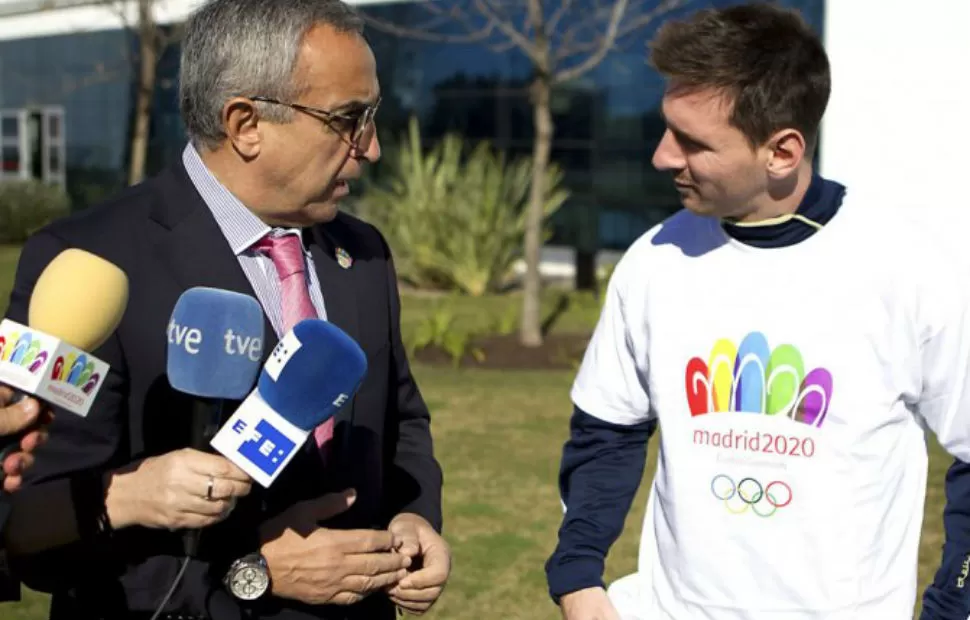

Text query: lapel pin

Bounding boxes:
[336,247,353,269]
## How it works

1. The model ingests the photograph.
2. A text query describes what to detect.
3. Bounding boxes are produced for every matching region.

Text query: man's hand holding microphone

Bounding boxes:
[104,447,252,531]
[104,287,266,538]
[0,387,50,494]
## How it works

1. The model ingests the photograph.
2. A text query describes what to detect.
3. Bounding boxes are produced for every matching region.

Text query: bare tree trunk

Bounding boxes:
[520,76,554,348]
[128,0,156,186]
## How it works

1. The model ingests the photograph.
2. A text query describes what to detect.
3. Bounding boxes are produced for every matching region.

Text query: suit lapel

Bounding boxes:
[147,162,278,356]
[308,219,360,345]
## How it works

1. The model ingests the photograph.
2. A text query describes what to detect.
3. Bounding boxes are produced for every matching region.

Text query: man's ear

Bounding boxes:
[223,97,262,157]
[765,128,806,180]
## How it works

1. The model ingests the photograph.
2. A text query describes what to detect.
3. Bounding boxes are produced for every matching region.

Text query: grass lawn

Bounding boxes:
[0,245,19,309]
[0,244,951,619]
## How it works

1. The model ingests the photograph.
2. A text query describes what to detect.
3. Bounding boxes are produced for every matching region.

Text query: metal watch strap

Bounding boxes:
[225,553,270,600]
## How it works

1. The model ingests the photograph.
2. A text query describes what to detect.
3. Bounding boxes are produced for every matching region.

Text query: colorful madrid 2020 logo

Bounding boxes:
[687,331,834,516]
[0,331,101,394]
[685,330,834,426]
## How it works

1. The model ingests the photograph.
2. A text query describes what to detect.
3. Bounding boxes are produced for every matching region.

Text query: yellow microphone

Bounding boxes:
[0,248,129,423]
[27,248,129,352]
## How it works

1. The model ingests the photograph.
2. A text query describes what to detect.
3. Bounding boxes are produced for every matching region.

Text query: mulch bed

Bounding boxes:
[411,332,591,370]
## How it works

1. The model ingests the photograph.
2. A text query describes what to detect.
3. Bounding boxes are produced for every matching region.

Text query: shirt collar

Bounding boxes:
[182,143,284,255]
[720,174,846,248]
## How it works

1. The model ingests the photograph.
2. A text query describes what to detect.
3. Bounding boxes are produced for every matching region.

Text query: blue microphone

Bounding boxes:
[257,319,367,431]
[165,286,265,557]
[166,287,265,400]
[210,319,368,488]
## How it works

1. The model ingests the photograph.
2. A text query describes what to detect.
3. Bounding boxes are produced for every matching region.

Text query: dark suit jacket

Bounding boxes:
[3,158,443,619]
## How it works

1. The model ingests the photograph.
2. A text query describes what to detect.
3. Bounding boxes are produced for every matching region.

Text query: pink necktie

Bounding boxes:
[252,233,334,460]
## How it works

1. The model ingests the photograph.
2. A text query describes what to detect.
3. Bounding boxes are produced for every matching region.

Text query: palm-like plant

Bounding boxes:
[359,116,569,296]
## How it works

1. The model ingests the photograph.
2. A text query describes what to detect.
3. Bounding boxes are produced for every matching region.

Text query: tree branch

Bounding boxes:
[361,0,688,86]
[490,38,520,54]
[553,13,616,64]
[554,37,606,64]
[361,12,497,44]
[473,0,543,66]
[553,0,630,66]
[554,0,688,83]
[615,0,690,39]
[360,2,500,45]
[552,0,628,83]
[546,0,574,36]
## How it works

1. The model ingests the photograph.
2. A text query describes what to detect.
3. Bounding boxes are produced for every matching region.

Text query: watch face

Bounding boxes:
[230,563,270,601]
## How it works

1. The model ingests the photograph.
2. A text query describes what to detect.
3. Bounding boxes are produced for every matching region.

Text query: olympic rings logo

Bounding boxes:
[710,474,792,517]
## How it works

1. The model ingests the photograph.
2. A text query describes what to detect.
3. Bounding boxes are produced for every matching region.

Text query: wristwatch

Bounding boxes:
[224,553,271,601]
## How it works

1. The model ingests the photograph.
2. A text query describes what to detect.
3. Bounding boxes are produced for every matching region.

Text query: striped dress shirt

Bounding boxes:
[181,143,328,337]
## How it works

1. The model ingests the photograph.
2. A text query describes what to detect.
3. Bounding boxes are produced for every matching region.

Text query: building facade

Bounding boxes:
[0,0,826,252]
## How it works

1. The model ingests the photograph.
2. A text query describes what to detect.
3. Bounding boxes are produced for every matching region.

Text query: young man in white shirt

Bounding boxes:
[545,3,970,619]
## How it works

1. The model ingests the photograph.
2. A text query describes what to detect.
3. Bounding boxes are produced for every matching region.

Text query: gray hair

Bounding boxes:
[179,0,365,149]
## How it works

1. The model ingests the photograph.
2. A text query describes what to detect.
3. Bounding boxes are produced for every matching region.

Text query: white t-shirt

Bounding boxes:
[572,191,970,619]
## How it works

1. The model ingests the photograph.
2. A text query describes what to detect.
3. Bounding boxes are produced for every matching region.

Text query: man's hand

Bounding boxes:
[386,512,451,615]
[560,587,621,620]
[0,386,52,493]
[105,447,252,530]
[259,489,412,606]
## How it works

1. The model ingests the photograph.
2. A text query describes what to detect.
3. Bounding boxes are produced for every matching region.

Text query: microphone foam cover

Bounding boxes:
[166,287,265,400]
[28,248,129,351]
[257,319,367,432]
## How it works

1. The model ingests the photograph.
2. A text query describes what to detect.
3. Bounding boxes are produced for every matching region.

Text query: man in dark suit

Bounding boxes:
[3,0,449,618]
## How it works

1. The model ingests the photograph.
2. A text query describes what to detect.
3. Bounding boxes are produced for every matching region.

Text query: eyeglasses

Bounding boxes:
[250,95,381,152]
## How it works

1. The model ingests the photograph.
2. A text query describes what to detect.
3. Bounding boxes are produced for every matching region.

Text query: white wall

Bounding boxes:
[0,0,201,40]
[0,0,408,41]
[819,0,970,252]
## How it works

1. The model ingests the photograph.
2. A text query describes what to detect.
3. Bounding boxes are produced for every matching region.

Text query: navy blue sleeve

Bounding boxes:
[921,458,970,619]
[545,406,656,603]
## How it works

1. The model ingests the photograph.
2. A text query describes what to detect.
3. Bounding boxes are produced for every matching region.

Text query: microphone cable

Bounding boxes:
[149,554,192,620]
[150,397,227,619]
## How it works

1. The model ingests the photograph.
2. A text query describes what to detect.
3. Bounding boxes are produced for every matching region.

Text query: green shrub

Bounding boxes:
[407,297,485,368]
[0,180,70,243]
[358,116,569,296]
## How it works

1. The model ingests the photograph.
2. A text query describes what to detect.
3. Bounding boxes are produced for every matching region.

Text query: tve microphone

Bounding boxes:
[165,286,264,557]
[166,287,264,393]
[0,249,129,468]
[210,319,368,488]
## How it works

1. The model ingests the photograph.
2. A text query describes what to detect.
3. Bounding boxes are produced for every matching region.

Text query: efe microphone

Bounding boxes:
[165,286,264,557]
[210,318,368,488]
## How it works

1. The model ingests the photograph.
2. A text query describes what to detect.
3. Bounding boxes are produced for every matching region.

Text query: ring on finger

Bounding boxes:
[206,475,215,501]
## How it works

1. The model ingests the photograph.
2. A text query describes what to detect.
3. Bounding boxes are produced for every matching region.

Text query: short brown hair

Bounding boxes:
[649,2,830,153]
